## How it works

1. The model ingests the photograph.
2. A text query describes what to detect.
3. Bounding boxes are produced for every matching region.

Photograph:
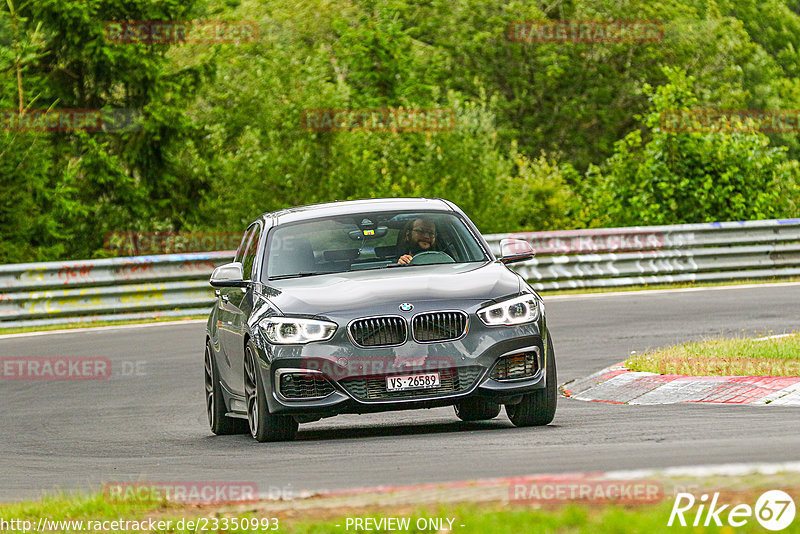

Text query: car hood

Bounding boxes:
[262,262,522,315]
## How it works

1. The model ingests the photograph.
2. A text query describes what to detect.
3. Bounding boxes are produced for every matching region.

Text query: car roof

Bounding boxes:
[259,198,454,225]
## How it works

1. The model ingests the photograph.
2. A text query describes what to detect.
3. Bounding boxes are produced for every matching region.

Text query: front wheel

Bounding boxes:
[505,333,557,427]
[205,341,248,435]
[244,341,298,442]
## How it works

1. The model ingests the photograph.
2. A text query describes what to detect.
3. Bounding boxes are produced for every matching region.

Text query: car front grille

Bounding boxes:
[348,316,407,347]
[278,372,335,399]
[490,351,539,380]
[412,311,468,342]
[338,366,484,401]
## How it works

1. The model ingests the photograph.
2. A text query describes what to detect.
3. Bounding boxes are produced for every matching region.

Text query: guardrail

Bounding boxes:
[485,218,800,291]
[1,219,798,328]
[0,252,234,328]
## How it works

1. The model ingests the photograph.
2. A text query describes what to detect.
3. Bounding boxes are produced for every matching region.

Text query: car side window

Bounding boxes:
[241,225,262,280]
[234,227,253,264]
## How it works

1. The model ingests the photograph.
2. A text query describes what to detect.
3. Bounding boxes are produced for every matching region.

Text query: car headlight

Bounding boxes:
[477,294,540,326]
[260,317,337,344]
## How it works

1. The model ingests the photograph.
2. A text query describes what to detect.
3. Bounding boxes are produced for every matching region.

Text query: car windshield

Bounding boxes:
[264,211,488,280]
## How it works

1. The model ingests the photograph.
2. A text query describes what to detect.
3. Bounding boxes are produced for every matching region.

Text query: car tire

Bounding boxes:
[505,333,557,427]
[205,341,248,435]
[244,340,298,442]
[454,398,501,421]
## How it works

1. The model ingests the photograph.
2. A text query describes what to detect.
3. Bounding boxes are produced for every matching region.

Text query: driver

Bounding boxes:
[397,217,438,265]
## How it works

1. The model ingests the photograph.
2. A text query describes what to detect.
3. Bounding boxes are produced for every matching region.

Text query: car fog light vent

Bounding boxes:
[279,372,334,399]
[490,351,539,380]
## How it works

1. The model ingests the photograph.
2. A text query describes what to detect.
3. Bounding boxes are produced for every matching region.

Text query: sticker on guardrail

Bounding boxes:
[509,229,665,254]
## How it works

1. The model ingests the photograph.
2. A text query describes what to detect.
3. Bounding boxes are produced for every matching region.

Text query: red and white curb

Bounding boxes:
[560,362,800,406]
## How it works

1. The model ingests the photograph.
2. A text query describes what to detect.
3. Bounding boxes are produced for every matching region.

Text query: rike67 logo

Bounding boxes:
[669,490,796,531]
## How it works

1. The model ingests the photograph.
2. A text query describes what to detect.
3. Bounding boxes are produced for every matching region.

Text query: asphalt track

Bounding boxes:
[1,284,799,501]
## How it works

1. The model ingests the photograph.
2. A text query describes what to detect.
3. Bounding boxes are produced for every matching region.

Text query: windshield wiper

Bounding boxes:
[269,271,338,280]
[349,262,404,272]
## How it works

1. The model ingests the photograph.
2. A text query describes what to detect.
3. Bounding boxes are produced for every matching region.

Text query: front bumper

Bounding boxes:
[252,306,549,417]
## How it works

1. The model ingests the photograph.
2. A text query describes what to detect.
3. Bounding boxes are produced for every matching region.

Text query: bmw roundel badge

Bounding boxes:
[399,303,413,312]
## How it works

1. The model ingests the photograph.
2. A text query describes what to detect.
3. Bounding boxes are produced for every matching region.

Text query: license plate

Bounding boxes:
[386,372,441,392]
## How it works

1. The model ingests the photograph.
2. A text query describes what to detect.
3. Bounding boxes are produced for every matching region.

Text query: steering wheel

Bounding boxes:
[408,251,455,265]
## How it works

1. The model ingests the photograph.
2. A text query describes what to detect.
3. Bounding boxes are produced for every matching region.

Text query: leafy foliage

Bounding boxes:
[585,67,799,226]
[1,0,799,262]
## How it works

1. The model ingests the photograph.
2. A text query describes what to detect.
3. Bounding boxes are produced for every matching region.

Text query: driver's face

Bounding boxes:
[409,219,436,251]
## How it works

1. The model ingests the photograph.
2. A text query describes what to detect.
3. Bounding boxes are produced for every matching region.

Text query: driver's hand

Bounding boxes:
[397,254,413,265]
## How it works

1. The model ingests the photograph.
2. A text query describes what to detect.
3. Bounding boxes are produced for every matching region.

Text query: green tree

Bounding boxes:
[585,67,800,226]
[0,0,215,262]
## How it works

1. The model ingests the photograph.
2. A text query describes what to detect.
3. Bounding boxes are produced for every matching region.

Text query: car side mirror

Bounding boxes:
[209,262,248,288]
[499,238,535,264]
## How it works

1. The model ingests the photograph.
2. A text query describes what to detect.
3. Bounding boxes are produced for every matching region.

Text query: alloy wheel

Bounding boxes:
[204,347,215,427]
[244,347,259,437]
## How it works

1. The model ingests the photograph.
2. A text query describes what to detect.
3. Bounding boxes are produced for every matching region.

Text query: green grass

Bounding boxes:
[4,491,800,533]
[538,276,800,296]
[626,335,800,377]
[0,315,207,335]
[0,493,164,532]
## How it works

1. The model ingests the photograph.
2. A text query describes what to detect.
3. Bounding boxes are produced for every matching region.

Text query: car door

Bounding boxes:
[216,226,254,392]
[223,222,262,395]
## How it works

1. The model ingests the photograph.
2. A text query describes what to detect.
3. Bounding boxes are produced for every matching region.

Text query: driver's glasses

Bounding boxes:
[413,228,436,238]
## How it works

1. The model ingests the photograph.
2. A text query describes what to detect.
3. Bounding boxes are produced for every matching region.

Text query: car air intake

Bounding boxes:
[412,311,468,342]
[339,366,484,401]
[349,316,407,347]
[490,350,539,380]
[279,372,334,399]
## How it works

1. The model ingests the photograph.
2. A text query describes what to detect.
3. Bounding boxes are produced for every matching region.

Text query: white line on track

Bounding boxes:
[0,319,206,340]
[543,281,800,301]
[603,461,800,480]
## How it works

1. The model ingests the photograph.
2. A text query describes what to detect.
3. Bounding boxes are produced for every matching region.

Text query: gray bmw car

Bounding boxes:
[205,198,556,442]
